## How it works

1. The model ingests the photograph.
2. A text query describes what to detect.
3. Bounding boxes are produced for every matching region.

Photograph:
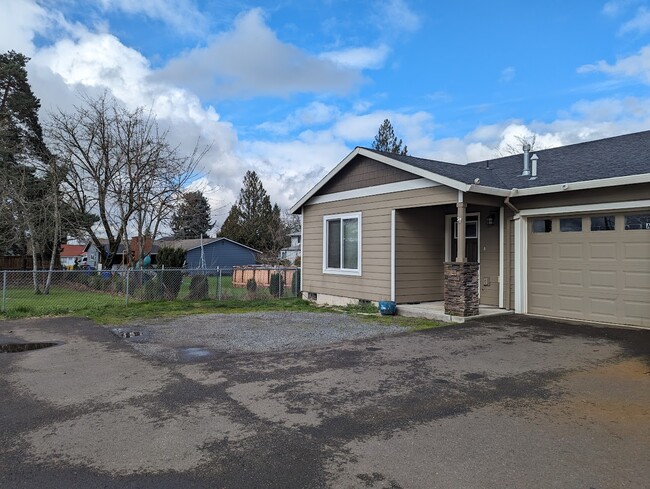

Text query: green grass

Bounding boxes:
[1,287,126,320]
[1,283,447,331]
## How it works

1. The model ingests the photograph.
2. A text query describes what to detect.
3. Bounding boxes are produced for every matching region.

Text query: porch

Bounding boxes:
[396,301,514,323]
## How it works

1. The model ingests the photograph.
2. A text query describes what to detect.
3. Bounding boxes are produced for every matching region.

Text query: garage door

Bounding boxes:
[527,212,650,327]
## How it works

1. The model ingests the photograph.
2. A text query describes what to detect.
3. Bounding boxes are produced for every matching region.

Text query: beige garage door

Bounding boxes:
[527,212,650,327]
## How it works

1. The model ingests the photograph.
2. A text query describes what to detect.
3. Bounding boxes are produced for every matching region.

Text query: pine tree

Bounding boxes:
[170,191,213,239]
[218,170,284,253]
[372,119,408,155]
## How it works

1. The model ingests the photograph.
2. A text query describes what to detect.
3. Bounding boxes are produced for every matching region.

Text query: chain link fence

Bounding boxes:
[0,267,301,315]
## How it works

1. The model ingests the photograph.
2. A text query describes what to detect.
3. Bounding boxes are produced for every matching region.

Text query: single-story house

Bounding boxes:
[60,244,86,269]
[161,237,260,270]
[279,232,302,263]
[82,239,127,269]
[290,130,650,328]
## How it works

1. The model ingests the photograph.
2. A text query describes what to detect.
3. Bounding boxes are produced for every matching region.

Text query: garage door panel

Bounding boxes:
[528,212,650,328]
[589,242,617,260]
[624,271,650,291]
[558,243,582,259]
[589,270,617,289]
[558,270,583,286]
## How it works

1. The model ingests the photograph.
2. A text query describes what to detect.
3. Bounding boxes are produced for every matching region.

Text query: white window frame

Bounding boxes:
[322,212,362,276]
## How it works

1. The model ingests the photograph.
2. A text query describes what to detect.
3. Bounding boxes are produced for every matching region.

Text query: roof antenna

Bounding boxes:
[522,143,531,176]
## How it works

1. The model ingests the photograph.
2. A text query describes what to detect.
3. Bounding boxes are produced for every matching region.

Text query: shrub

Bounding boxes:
[246,278,258,299]
[246,278,257,292]
[139,278,163,301]
[293,256,301,267]
[188,275,209,300]
[161,270,183,300]
[89,274,104,291]
[269,272,281,298]
[157,247,186,268]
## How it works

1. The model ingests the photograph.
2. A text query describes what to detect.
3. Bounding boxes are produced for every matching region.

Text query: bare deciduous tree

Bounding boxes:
[48,93,207,268]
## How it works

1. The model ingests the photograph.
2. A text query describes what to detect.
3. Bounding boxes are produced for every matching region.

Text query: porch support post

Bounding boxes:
[456,191,466,263]
[444,190,479,317]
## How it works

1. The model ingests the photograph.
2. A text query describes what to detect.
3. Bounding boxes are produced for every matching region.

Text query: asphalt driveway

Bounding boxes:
[0,313,648,488]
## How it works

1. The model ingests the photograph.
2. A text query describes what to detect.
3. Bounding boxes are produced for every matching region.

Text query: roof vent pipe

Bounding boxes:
[522,143,531,176]
[530,154,538,179]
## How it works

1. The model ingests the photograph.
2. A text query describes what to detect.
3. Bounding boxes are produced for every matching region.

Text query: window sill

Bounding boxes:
[322,268,362,277]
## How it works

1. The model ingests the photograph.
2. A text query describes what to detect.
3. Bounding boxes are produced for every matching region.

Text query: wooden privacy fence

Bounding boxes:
[232,266,298,288]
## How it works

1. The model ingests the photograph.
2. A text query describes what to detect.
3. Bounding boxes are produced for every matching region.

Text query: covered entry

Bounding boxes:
[527,212,650,327]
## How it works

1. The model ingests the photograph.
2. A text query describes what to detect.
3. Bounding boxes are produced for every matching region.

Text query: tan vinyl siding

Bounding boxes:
[318,155,418,195]
[302,186,458,302]
[395,207,445,303]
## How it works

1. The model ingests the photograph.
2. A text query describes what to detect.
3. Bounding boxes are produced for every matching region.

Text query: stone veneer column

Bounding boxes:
[444,262,479,317]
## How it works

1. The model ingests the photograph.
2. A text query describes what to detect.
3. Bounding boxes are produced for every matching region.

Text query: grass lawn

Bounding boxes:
[1,284,446,332]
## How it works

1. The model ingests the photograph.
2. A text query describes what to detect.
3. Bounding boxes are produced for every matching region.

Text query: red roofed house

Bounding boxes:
[60,244,86,269]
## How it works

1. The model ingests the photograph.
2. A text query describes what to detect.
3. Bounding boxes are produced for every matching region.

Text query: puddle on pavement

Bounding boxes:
[111,329,143,339]
[181,348,212,360]
[0,342,57,353]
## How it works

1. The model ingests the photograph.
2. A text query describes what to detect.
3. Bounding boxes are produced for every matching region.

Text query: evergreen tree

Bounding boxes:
[218,170,284,253]
[170,191,213,239]
[372,119,408,155]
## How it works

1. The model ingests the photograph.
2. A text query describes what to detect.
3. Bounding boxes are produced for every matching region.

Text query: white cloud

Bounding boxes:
[321,44,390,69]
[0,0,49,55]
[602,0,639,16]
[257,102,341,135]
[159,8,363,98]
[499,66,516,83]
[619,6,650,34]
[578,45,650,83]
[376,0,421,33]
[96,0,207,35]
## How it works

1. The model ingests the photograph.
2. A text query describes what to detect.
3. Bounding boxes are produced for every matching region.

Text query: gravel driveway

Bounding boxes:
[115,312,405,360]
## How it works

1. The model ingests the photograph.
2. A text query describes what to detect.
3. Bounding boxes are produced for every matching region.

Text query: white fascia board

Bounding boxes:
[511,173,650,197]
[307,178,439,205]
[518,199,650,217]
[357,149,471,192]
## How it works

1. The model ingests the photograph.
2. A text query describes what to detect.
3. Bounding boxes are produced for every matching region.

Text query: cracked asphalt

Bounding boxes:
[0,313,648,488]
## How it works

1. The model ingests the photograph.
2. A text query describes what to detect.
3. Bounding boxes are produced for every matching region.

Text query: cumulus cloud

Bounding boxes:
[257,102,341,135]
[619,6,650,34]
[578,45,650,83]
[96,0,207,35]
[0,0,50,55]
[602,0,640,16]
[159,8,363,98]
[321,44,390,69]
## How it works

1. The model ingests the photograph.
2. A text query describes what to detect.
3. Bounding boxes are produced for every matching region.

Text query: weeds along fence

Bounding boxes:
[0,267,301,315]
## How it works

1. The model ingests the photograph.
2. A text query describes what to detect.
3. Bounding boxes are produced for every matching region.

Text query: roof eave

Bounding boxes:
[509,172,650,197]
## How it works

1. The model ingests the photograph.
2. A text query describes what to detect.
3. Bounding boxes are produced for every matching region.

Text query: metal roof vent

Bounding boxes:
[522,143,531,176]
[530,154,538,179]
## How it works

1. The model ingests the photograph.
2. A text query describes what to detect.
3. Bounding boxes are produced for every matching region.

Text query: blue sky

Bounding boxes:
[2,0,650,224]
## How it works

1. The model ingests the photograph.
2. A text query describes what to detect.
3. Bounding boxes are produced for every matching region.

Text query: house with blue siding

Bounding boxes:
[161,238,260,270]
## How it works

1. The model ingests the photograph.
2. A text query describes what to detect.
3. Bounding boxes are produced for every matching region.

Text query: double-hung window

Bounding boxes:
[323,212,361,275]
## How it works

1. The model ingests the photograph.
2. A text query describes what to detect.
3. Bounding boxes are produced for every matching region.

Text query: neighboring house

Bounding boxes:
[161,237,260,269]
[60,244,85,269]
[290,130,650,328]
[82,240,127,269]
[279,232,301,262]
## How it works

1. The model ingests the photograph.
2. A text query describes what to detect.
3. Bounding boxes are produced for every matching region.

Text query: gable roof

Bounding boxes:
[160,237,262,254]
[291,130,650,213]
[60,244,85,257]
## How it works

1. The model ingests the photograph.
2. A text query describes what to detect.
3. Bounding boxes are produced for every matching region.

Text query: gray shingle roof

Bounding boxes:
[364,129,650,190]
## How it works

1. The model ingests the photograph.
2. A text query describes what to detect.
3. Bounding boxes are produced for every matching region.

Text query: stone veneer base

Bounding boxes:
[444,262,479,317]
